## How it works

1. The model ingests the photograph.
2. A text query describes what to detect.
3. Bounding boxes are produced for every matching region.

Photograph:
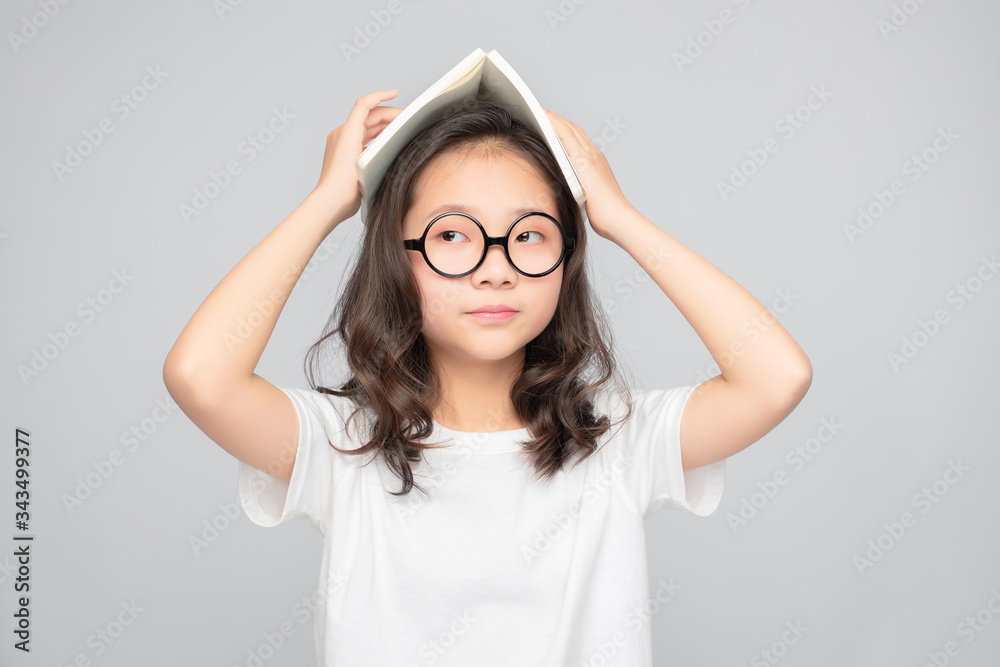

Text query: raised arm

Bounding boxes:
[162,90,402,483]
[587,207,811,471]
[545,108,813,472]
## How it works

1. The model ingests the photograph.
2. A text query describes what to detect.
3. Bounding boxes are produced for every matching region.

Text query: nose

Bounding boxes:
[473,242,517,283]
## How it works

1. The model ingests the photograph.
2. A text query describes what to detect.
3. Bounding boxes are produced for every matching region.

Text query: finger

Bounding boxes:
[366,106,404,126]
[548,111,588,152]
[545,110,575,145]
[361,88,399,104]
[362,116,399,145]
[548,109,588,141]
[361,107,403,142]
[348,89,399,124]
[547,109,583,141]
[546,108,574,127]
[342,90,400,144]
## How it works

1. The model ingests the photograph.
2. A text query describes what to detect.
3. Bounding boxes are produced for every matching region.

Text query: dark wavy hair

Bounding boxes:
[303,99,634,497]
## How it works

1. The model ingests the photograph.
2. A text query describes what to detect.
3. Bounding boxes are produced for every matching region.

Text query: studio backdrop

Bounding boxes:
[2,0,998,665]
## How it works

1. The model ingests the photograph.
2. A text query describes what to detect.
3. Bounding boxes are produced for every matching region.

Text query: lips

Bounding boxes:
[467,304,517,314]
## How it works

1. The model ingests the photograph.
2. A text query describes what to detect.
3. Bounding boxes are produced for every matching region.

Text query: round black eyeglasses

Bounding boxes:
[402,211,575,278]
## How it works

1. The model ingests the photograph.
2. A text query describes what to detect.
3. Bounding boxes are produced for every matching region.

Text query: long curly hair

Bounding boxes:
[303,99,634,497]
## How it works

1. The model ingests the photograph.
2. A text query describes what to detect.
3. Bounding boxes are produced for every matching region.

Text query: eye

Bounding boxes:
[515,230,544,244]
[436,229,470,243]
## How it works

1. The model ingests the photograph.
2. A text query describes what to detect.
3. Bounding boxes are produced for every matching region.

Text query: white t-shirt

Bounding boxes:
[237,383,725,667]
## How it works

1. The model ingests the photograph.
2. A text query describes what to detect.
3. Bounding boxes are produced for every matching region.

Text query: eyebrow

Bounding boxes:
[421,202,555,222]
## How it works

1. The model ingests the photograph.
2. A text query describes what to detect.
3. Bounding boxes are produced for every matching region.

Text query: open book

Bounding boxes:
[355,48,587,225]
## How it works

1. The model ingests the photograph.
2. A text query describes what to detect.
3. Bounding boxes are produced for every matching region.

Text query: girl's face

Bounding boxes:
[402,147,564,370]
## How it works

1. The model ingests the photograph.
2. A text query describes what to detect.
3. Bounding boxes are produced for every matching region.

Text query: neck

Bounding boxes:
[430,350,525,432]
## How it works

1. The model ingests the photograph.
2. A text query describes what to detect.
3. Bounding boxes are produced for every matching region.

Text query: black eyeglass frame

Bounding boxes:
[402,211,576,278]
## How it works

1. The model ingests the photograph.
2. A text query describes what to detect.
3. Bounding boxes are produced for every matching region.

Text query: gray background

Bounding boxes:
[2,0,999,665]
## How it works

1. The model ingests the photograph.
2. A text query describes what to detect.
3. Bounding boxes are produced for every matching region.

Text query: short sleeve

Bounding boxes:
[237,386,355,534]
[597,384,726,519]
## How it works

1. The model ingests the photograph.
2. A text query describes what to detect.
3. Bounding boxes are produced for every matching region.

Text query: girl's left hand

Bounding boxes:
[544,108,636,241]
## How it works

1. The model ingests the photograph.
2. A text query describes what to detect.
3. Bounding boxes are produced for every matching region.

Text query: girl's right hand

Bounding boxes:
[311,88,403,226]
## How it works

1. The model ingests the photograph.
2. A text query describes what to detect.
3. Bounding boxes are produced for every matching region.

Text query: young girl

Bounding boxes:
[164,89,811,666]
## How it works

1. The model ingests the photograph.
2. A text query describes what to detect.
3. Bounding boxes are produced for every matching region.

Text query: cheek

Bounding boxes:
[409,255,436,300]
[544,269,564,306]
[531,271,563,323]
[408,251,426,276]
[411,260,463,321]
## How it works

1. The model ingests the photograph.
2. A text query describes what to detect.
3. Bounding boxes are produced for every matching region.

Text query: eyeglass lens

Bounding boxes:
[423,214,564,275]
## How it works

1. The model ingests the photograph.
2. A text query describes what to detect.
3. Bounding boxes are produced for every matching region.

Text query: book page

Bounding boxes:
[443,57,486,93]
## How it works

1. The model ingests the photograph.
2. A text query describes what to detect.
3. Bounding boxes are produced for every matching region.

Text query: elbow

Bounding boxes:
[780,358,813,410]
[162,351,243,408]
[162,354,190,403]
[162,358,218,419]
[750,351,811,414]
[162,349,187,392]
[162,350,204,403]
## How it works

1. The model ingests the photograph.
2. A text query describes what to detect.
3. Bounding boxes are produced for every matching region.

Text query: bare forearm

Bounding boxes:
[164,191,344,397]
[607,206,811,399]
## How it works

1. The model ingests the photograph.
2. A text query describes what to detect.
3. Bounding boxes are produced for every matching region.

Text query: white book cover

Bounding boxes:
[355,48,587,225]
